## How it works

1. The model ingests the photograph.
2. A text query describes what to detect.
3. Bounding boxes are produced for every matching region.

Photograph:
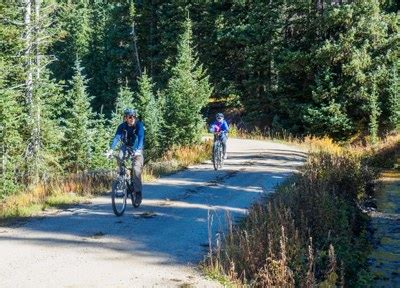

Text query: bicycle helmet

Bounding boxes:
[216,113,224,119]
[124,108,137,117]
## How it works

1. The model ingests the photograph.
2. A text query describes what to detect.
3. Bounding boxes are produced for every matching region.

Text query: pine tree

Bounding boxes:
[51,1,92,82]
[102,2,137,111]
[369,81,380,144]
[0,60,24,197]
[241,0,286,123]
[0,0,25,193]
[304,68,353,139]
[164,17,213,147]
[110,85,135,130]
[85,2,109,112]
[22,0,64,184]
[136,71,161,158]
[135,1,187,88]
[63,60,94,173]
[384,64,400,132]
[90,111,112,170]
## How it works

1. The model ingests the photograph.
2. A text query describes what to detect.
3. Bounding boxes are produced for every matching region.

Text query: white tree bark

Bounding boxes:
[24,0,33,108]
[24,0,42,183]
[33,0,41,163]
[34,0,41,81]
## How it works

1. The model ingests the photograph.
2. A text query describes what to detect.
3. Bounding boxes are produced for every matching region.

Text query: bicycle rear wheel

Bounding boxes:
[111,177,127,216]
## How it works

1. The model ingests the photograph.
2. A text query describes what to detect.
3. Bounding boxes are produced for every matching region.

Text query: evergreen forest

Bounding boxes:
[1,0,399,197]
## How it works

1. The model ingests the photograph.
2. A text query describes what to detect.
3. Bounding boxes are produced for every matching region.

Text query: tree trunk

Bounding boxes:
[150,0,155,78]
[34,0,41,81]
[33,0,41,162]
[132,20,142,78]
[24,0,33,108]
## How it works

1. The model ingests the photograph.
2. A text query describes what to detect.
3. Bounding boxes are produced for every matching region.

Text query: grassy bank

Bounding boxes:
[0,141,212,219]
[204,136,400,287]
[228,124,297,144]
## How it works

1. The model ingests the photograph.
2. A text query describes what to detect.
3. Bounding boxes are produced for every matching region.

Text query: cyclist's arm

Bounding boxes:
[110,124,124,150]
[221,121,229,133]
[133,121,144,151]
[210,122,221,133]
[209,124,215,133]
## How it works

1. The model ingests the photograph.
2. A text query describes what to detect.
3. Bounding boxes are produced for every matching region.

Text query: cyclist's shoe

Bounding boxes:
[223,153,228,160]
[133,191,142,208]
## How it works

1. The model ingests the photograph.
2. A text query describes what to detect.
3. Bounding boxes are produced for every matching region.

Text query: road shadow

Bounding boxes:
[0,145,305,267]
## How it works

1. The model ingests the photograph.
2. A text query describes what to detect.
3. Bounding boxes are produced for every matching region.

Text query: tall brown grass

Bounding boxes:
[205,138,383,287]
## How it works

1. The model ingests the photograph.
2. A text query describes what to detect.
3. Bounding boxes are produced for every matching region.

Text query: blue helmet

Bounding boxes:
[124,108,137,117]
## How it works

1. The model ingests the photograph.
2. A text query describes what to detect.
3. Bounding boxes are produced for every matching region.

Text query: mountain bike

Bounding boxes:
[212,132,224,170]
[111,150,141,216]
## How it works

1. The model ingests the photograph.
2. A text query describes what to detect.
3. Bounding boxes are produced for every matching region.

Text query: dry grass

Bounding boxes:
[0,171,111,218]
[0,141,212,219]
[204,136,399,287]
[144,140,212,181]
[365,134,400,169]
[228,124,297,143]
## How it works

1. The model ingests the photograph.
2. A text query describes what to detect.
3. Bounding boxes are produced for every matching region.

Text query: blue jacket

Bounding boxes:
[110,121,144,151]
[209,120,229,134]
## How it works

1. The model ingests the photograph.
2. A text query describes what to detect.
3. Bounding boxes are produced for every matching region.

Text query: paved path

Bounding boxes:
[0,138,305,288]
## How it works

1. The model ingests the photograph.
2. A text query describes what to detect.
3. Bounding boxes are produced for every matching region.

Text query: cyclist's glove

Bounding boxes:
[134,149,143,156]
[105,149,114,159]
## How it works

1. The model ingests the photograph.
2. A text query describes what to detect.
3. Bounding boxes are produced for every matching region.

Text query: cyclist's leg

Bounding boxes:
[221,135,227,159]
[117,146,128,175]
[212,135,217,154]
[132,154,144,193]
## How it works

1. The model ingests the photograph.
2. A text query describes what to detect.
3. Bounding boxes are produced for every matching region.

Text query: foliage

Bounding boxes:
[136,71,162,159]
[0,60,23,197]
[206,144,375,286]
[163,17,213,147]
[90,112,112,170]
[110,85,135,130]
[62,60,94,173]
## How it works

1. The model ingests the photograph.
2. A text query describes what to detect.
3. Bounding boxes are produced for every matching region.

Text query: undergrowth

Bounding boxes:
[0,140,212,219]
[204,136,398,287]
[228,124,297,143]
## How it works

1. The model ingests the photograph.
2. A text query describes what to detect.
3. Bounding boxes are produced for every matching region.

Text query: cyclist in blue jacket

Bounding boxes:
[209,113,229,159]
[106,108,144,204]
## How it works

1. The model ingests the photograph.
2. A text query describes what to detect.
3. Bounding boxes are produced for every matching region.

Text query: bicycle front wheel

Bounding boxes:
[111,177,127,216]
[213,141,221,170]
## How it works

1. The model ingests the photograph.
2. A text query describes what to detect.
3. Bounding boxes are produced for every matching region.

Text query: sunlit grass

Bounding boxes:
[0,184,47,218]
[203,135,400,286]
[45,193,89,207]
[0,141,212,219]
[0,185,89,219]
[227,124,298,144]
[144,140,212,181]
